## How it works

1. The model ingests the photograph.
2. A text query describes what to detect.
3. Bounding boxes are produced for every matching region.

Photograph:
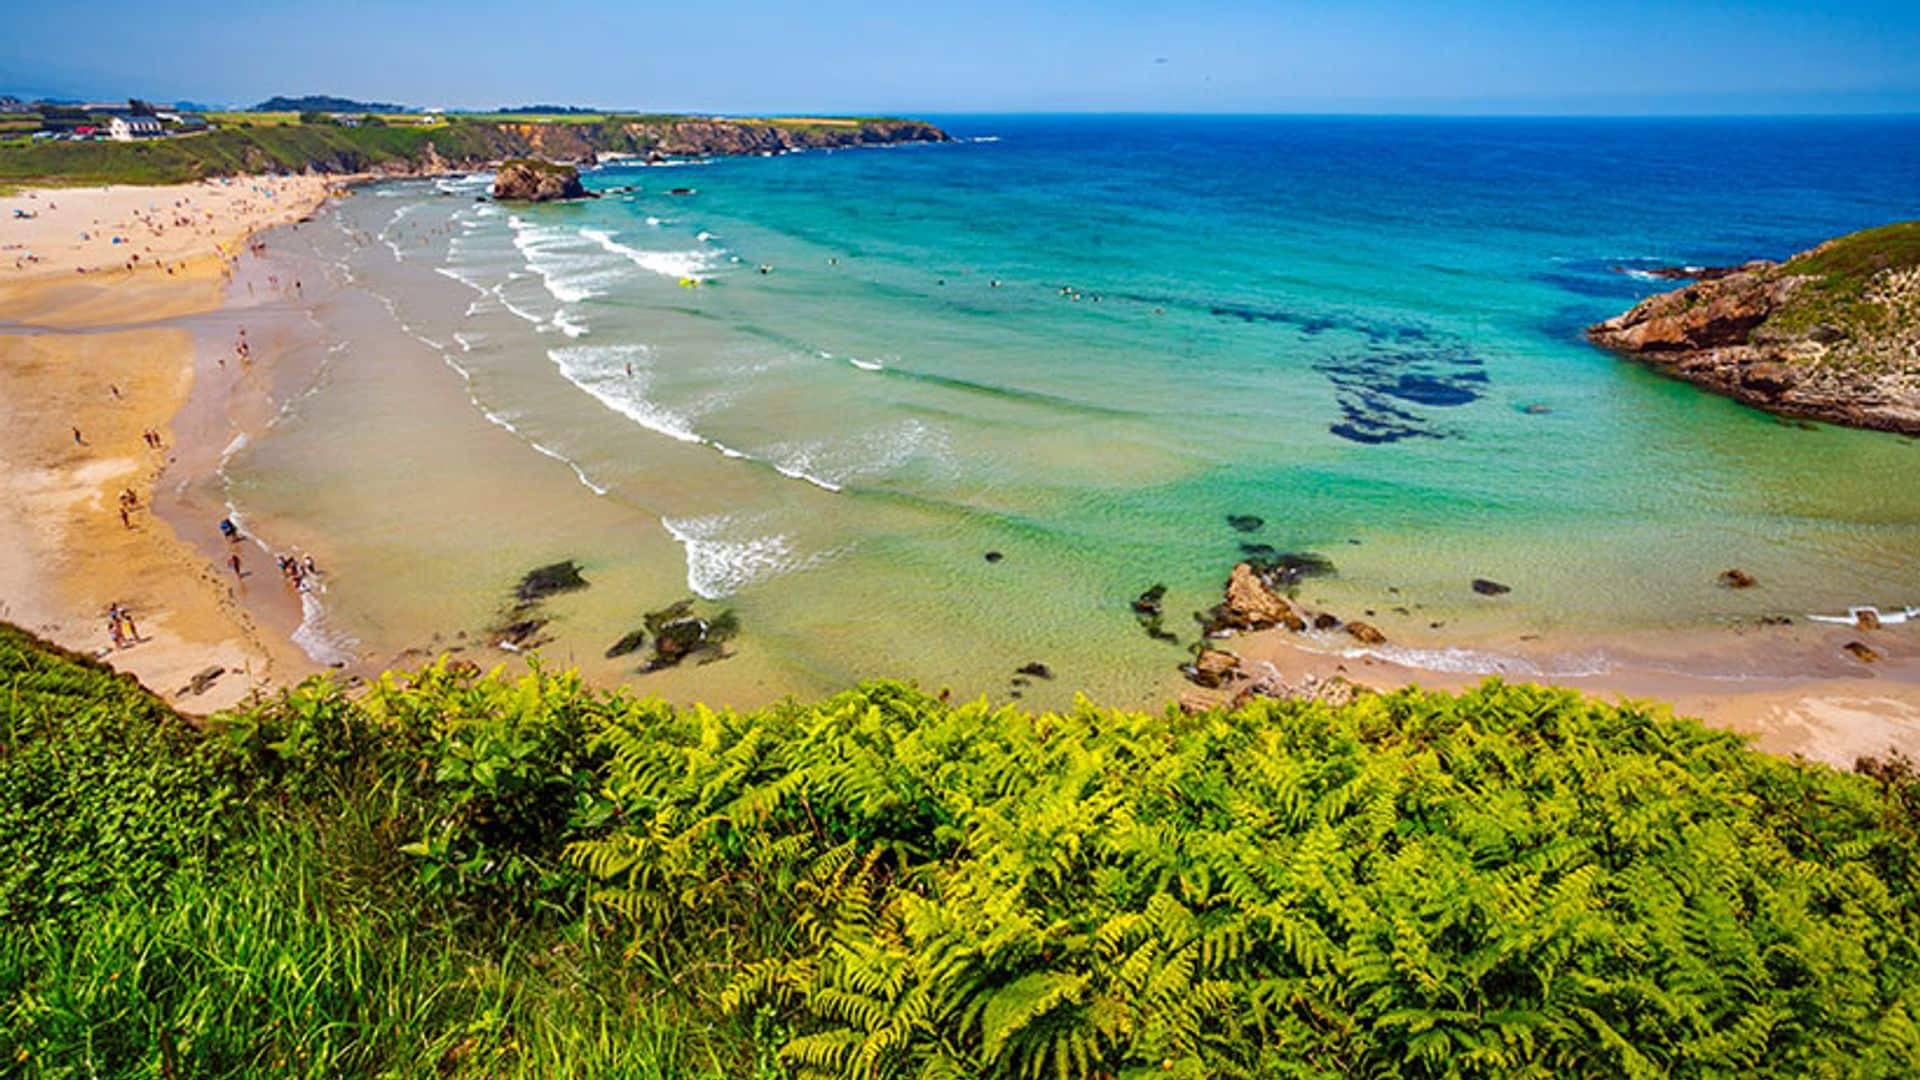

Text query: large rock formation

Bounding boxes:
[1222,562,1301,631]
[1587,223,1920,434]
[491,159,590,202]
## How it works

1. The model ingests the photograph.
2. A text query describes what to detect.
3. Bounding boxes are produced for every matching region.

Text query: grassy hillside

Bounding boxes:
[1768,221,1920,338]
[0,114,948,186]
[4,620,1919,1076]
[0,123,500,185]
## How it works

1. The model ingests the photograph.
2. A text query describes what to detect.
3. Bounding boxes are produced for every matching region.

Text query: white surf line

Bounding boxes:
[546,344,845,494]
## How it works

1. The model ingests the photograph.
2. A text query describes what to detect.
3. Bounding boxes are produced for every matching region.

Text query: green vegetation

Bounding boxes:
[498,157,582,177]
[0,624,756,1078]
[6,619,1919,1076]
[0,114,944,186]
[253,95,407,114]
[1770,221,1920,338]
[0,122,498,185]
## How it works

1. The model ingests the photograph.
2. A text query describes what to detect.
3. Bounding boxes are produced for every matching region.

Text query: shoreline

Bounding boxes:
[0,176,348,710]
[5,173,1919,767]
[1176,572,1920,767]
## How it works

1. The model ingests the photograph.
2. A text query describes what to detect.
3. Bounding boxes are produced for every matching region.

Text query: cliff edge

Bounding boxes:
[0,115,952,187]
[1587,223,1920,434]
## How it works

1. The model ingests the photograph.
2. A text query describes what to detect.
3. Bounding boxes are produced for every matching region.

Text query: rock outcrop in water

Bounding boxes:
[491,159,591,202]
[1588,223,1920,434]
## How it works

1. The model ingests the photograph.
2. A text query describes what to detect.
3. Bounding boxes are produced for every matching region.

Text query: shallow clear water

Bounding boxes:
[229,116,1920,705]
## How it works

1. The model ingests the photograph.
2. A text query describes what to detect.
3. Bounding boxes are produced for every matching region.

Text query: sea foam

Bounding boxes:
[659,514,802,598]
[580,227,718,280]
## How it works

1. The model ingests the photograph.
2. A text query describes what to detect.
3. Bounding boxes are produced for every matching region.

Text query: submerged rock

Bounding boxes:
[1719,568,1758,589]
[492,617,549,651]
[1246,550,1335,587]
[1016,662,1054,680]
[1471,578,1512,596]
[984,550,1004,564]
[1226,514,1265,533]
[638,601,739,671]
[1130,583,1181,644]
[1617,263,1754,282]
[1131,584,1167,616]
[604,628,648,659]
[515,560,589,604]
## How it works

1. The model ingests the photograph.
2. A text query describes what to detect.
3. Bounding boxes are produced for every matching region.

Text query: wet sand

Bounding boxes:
[1201,616,1920,767]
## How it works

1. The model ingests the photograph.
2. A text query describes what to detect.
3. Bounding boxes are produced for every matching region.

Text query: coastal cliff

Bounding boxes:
[1587,223,1920,434]
[0,115,951,186]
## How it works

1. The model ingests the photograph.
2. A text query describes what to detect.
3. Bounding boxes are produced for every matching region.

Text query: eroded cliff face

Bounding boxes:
[1587,225,1920,434]
[450,117,947,166]
[491,159,590,202]
[271,117,948,180]
[640,118,947,156]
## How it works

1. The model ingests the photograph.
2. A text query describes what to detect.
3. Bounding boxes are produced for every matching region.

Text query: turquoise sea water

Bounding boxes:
[236,116,1920,704]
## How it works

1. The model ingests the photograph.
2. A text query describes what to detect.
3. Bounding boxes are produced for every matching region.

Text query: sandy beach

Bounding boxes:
[0,177,343,711]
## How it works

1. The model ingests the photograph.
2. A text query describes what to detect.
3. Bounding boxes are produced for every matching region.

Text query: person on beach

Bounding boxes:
[72,426,84,445]
[120,608,139,643]
[219,517,238,542]
[119,505,131,529]
[302,554,320,578]
[106,606,125,649]
[228,551,244,579]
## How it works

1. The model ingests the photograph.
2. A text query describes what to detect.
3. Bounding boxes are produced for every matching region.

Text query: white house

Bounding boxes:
[109,116,164,141]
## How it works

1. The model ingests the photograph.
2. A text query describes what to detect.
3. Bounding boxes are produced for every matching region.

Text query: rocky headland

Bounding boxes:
[0,115,953,187]
[1587,222,1920,434]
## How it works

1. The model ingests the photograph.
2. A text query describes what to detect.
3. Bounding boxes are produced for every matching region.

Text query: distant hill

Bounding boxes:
[253,94,407,113]
[494,104,602,115]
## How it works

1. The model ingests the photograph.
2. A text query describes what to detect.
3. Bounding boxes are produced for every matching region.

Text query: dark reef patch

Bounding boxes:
[1315,342,1487,445]
[1116,289,1489,445]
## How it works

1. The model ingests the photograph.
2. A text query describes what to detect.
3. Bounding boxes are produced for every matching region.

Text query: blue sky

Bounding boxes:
[4,1,1918,114]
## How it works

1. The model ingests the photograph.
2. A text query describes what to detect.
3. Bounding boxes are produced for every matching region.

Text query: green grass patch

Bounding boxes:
[11,619,1912,1075]
[1768,220,1920,338]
